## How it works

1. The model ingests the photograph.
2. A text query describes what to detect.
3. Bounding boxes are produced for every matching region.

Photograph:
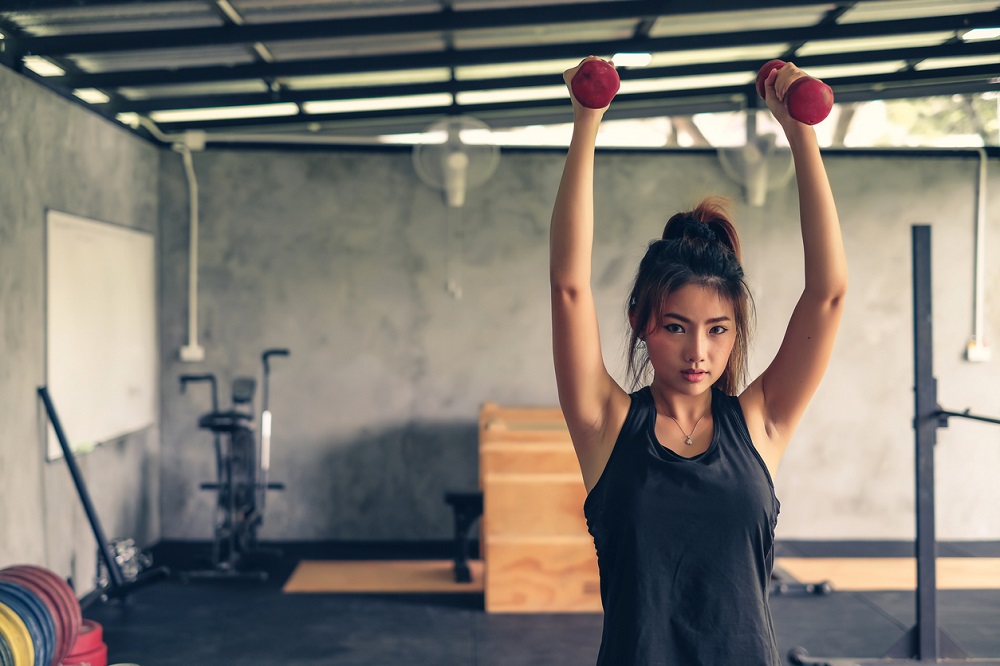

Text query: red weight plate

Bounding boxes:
[66,619,103,657]
[60,641,106,666]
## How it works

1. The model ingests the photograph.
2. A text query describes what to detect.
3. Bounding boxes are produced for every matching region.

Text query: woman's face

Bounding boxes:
[641,283,737,395]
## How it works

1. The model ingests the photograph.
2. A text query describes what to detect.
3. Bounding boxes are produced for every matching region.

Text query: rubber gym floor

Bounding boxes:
[81,540,1000,666]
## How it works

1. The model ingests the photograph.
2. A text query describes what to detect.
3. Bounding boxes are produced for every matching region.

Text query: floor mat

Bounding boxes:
[776,557,1000,591]
[283,559,485,594]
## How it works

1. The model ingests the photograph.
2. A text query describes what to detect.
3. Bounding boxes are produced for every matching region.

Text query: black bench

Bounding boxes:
[443,491,483,583]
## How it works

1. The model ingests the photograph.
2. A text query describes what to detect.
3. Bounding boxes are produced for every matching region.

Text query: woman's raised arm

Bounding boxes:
[550,58,629,488]
[746,63,849,465]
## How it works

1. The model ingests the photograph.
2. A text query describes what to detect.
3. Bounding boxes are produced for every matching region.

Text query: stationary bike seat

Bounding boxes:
[198,411,254,433]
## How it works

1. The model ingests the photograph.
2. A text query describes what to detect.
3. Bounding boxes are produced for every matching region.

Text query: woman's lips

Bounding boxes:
[682,370,707,383]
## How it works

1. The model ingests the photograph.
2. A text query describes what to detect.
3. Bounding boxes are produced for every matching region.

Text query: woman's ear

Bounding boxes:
[629,311,645,340]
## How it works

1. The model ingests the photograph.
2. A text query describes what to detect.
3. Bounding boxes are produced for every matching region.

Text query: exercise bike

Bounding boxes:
[179,348,289,580]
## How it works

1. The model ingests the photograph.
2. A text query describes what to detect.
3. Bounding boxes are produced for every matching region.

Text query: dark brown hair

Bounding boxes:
[625,196,754,395]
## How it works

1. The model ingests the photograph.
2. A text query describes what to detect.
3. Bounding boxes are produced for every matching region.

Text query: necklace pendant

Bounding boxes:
[685,436,693,445]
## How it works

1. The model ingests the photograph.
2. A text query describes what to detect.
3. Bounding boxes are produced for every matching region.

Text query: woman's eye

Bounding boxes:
[710,326,728,335]
[664,324,684,333]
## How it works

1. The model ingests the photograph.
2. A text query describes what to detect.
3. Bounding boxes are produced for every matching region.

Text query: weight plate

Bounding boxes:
[0,602,34,666]
[0,589,43,666]
[0,572,64,666]
[0,583,54,666]
[0,630,14,666]
[3,567,80,665]
[60,642,106,666]
[66,619,102,658]
[0,583,53,666]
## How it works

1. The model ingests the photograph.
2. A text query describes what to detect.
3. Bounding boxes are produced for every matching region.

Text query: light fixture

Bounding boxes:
[22,56,65,77]
[284,68,452,91]
[303,93,452,114]
[74,89,110,104]
[961,27,1000,41]
[150,103,299,123]
[915,54,1000,71]
[612,52,653,67]
[456,85,566,105]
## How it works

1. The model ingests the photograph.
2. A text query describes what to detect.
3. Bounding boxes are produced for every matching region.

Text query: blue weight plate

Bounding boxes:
[9,584,54,666]
[11,587,53,666]
[0,630,13,666]
[0,583,52,666]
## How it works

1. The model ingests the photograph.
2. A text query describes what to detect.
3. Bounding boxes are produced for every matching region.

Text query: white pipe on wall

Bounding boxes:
[133,118,206,362]
[966,147,991,362]
[177,142,205,363]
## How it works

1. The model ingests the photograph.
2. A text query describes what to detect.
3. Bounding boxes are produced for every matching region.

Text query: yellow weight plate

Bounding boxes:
[0,603,33,666]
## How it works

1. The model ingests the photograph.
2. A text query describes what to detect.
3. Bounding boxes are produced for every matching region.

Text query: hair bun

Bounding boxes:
[663,214,717,244]
[660,197,742,263]
[684,221,718,243]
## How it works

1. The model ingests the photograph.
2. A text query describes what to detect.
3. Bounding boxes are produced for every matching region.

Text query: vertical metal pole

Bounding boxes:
[883,225,969,662]
[912,224,937,660]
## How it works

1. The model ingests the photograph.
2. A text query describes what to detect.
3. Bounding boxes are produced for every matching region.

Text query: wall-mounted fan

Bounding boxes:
[412,115,500,208]
[717,114,793,208]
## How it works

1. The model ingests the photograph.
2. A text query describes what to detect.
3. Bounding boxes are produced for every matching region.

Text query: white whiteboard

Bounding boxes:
[45,209,157,460]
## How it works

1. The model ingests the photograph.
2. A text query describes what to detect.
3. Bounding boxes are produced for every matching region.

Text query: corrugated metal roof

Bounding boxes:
[0,0,996,145]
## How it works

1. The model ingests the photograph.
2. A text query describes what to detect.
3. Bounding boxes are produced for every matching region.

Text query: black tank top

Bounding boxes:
[583,387,781,666]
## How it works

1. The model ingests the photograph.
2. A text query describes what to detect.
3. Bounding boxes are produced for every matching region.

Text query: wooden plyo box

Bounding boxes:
[479,402,602,613]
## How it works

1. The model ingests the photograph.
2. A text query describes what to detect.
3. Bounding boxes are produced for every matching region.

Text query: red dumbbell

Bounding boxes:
[571,58,620,109]
[756,59,834,125]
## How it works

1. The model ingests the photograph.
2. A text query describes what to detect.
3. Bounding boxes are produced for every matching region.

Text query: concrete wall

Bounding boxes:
[158,143,999,542]
[745,149,1000,540]
[2,65,996,559]
[0,66,161,590]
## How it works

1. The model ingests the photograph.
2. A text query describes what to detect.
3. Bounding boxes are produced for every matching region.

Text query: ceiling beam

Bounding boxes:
[14,0,893,56]
[144,63,1000,134]
[41,11,1000,90]
[102,39,1000,114]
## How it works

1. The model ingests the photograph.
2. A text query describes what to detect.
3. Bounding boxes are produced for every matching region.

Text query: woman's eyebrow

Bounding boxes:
[661,312,732,324]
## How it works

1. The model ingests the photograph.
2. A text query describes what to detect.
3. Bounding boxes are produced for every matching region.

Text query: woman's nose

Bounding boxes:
[686,334,706,363]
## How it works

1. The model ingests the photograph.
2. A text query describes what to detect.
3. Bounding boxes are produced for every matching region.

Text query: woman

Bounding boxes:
[549,57,847,665]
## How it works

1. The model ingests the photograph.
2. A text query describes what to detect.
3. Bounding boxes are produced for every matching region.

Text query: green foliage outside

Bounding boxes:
[883,93,999,146]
